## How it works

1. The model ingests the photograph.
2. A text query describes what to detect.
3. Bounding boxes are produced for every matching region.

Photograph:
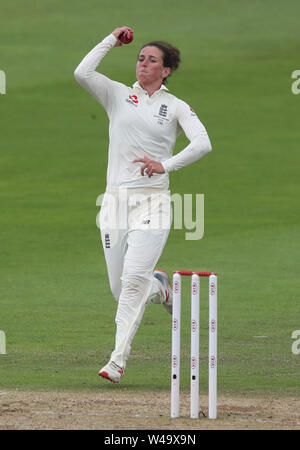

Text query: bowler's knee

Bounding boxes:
[121,272,153,294]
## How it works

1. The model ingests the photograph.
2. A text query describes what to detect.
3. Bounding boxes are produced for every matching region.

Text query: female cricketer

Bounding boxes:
[74,26,212,383]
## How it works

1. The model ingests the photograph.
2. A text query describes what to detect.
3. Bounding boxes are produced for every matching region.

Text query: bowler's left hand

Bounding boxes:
[133,156,165,177]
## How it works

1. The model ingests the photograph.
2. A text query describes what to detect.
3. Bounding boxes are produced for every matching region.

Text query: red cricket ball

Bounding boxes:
[119,30,133,44]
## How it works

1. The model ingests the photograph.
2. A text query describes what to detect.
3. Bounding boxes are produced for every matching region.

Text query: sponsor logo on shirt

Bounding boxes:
[126,94,139,106]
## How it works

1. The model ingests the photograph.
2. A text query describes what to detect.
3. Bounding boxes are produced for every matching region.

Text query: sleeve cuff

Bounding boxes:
[107,33,118,45]
[161,161,169,173]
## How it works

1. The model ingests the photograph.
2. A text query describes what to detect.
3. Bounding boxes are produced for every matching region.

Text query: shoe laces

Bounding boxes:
[110,361,123,374]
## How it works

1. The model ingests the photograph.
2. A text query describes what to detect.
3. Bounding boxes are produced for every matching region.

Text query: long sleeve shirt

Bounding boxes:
[74,33,212,189]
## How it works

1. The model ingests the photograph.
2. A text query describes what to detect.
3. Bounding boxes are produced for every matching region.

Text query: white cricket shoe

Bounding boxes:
[98,361,124,383]
[154,269,173,314]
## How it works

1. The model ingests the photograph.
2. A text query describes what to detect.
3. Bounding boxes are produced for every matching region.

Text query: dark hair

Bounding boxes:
[138,41,181,84]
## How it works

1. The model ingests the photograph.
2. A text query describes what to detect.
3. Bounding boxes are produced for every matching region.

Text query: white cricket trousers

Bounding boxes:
[99,187,172,369]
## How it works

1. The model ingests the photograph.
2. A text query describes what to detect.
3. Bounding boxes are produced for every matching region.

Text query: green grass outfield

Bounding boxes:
[0,0,299,397]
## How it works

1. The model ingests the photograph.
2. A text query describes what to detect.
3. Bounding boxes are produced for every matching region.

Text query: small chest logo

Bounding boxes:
[190,106,197,116]
[159,104,168,117]
[154,104,169,125]
[126,94,139,107]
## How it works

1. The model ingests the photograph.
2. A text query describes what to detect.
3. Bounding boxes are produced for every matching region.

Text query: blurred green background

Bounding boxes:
[0,0,299,398]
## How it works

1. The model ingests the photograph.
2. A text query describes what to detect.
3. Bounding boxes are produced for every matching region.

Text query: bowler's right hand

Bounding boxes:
[112,27,134,46]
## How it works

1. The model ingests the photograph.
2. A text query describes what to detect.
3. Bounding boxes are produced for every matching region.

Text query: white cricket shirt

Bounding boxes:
[74,34,212,189]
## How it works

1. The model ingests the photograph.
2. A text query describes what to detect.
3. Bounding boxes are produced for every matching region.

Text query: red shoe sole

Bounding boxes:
[98,371,120,383]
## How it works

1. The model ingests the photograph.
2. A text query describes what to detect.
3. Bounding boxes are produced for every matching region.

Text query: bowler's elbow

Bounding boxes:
[74,66,83,83]
[205,134,213,153]
[74,68,81,82]
[206,141,213,154]
[197,135,212,157]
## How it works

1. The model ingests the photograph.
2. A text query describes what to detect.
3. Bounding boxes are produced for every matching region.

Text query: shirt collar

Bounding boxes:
[132,81,169,93]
